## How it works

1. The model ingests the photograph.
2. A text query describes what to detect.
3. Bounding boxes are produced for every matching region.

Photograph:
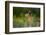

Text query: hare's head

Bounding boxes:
[25,10,32,17]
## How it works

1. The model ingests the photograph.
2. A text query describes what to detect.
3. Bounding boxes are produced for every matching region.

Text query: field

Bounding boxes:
[13,7,40,28]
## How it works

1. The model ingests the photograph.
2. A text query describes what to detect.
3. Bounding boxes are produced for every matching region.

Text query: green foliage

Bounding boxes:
[31,8,40,17]
[13,7,40,28]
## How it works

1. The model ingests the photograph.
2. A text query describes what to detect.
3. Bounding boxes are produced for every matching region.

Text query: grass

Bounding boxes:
[13,15,40,28]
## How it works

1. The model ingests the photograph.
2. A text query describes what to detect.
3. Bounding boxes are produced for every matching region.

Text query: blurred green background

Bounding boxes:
[13,7,40,28]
